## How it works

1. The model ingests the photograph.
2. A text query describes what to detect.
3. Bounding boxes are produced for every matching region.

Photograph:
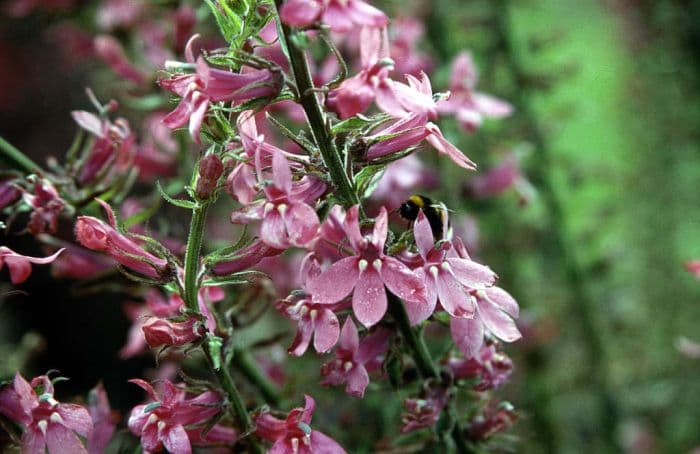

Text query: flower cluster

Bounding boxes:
[0,0,524,452]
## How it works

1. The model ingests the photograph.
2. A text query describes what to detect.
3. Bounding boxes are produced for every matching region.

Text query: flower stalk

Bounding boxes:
[273,0,359,208]
[0,136,41,174]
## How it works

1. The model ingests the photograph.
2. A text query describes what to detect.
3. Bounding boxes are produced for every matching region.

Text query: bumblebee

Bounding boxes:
[399,195,448,240]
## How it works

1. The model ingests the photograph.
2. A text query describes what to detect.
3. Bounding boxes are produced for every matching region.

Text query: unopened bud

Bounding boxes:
[196,154,224,199]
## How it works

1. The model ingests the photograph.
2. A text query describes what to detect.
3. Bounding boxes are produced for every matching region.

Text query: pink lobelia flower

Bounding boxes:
[447,340,514,391]
[255,394,346,453]
[364,113,477,170]
[0,373,93,454]
[320,317,390,397]
[400,388,447,433]
[230,149,320,249]
[87,383,116,454]
[75,200,171,280]
[437,52,513,132]
[449,286,521,358]
[209,238,284,276]
[408,211,497,325]
[277,256,342,356]
[0,246,64,284]
[120,287,224,358]
[280,0,387,33]
[142,316,205,348]
[327,27,397,119]
[22,179,66,235]
[93,35,147,85]
[128,379,236,454]
[389,17,433,78]
[160,41,282,143]
[0,177,21,209]
[306,205,427,327]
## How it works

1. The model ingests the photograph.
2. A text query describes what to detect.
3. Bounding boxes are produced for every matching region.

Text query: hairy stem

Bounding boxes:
[0,136,41,174]
[493,1,619,451]
[273,0,359,207]
[183,204,262,453]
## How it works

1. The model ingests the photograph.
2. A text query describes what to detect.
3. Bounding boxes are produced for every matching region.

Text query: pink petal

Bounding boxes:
[372,207,388,251]
[162,425,192,454]
[261,210,289,249]
[22,426,46,453]
[346,0,388,28]
[313,309,340,353]
[46,422,88,454]
[127,379,158,401]
[450,316,484,358]
[308,256,359,305]
[345,365,369,397]
[343,205,364,253]
[339,317,359,352]
[473,93,513,118]
[402,267,437,325]
[380,257,426,304]
[478,297,521,343]
[485,287,519,318]
[5,257,31,284]
[356,328,390,365]
[413,211,435,259]
[56,404,93,437]
[284,202,320,247]
[436,272,474,318]
[188,93,209,144]
[445,257,496,289]
[289,318,314,356]
[272,150,293,193]
[71,111,103,136]
[375,81,408,118]
[310,430,347,453]
[425,124,477,170]
[352,268,387,327]
[280,0,321,27]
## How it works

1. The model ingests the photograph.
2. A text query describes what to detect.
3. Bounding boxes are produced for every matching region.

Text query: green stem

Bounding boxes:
[183,204,208,312]
[0,136,41,174]
[234,348,281,406]
[183,204,262,453]
[493,1,619,451]
[388,296,474,454]
[273,0,359,208]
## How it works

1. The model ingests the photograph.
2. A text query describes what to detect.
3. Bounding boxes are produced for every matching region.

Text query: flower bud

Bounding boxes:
[142,317,204,348]
[209,239,283,276]
[195,154,224,200]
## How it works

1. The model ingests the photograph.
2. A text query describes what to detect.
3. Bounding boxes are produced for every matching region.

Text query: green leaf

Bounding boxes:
[156,181,198,210]
[205,0,244,42]
[331,116,374,134]
[354,164,385,200]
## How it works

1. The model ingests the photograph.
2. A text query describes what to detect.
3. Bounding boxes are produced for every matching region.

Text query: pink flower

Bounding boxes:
[467,401,518,441]
[277,257,341,356]
[307,205,427,327]
[447,341,513,391]
[0,246,64,284]
[449,286,521,358]
[468,153,524,199]
[389,17,433,77]
[75,200,171,280]
[255,394,346,453]
[87,383,116,454]
[93,35,147,85]
[320,317,390,397]
[50,243,114,280]
[22,179,65,235]
[438,52,513,131]
[194,154,224,199]
[327,27,396,119]
[365,113,477,170]
[71,110,136,186]
[400,388,447,433]
[120,287,224,358]
[372,155,437,209]
[0,373,93,454]
[128,379,235,454]
[209,239,284,276]
[230,150,320,249]
[409,211,497,324]
[280,0,387,33]
[160,47,282,142]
